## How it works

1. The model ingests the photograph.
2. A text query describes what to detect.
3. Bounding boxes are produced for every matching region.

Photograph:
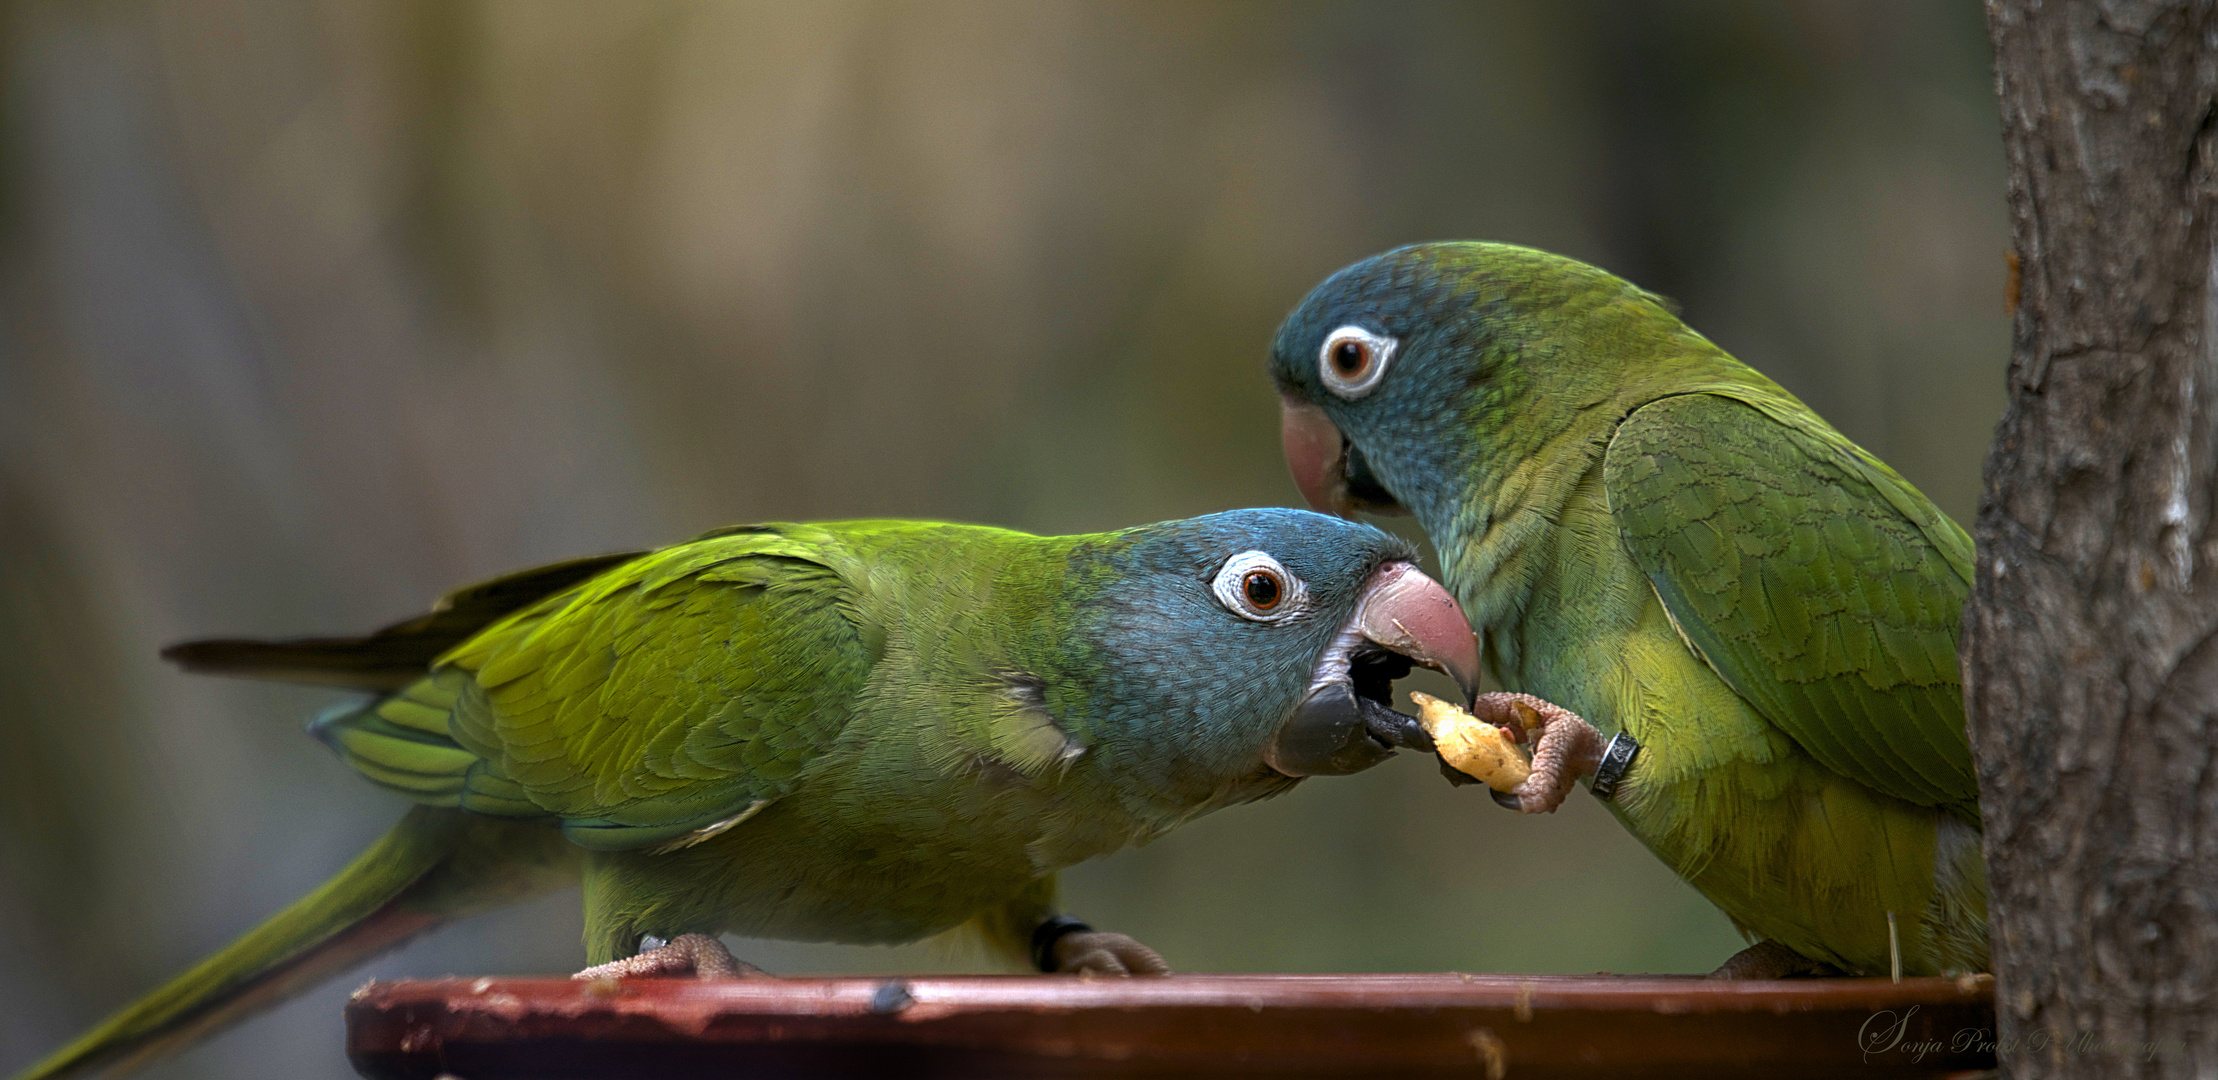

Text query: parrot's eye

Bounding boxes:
[1243,570,1281,609]
[1319,325,1396,399]
[1212,551,1309,623]
[1330,341,1366,375]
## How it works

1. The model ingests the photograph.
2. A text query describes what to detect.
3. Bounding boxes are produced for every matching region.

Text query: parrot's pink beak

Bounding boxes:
[1280,395,1409,518]
[1281,395,1352,518]
[1265,561,1480,777]
[1350,561,1481,700]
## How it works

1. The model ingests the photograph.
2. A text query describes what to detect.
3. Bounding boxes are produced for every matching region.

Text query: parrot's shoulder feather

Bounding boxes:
[1603,391,1977,817]
[432,527,877,851]
[162,551,646,690]
[979,673,1086,776]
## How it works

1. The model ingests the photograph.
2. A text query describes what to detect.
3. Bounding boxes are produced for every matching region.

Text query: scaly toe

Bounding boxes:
[1509,773,1570,814]
[1054,931,1172,976]
[572,932,765,981]
[1708,940,1842,979]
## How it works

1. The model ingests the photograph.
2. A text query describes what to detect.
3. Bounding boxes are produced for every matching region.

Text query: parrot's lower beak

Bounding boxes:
[1265,561,1480,777]
[1280,396,1409,518]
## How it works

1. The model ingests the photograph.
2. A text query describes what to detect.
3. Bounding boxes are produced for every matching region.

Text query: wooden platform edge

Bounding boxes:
[346,972,1999,1079]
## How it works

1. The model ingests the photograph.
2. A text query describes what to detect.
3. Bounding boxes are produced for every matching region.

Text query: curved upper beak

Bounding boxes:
[1281,396,1408,518]
[1281,395,1351,517]
[1350,562,1481,700]
[1264,561,1481,777]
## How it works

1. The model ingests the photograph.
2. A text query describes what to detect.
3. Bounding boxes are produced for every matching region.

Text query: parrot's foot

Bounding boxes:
[1054,931,1173,976]
[1471,692,1604,814]
[1707,940,1842,980]
[572,933,767,981]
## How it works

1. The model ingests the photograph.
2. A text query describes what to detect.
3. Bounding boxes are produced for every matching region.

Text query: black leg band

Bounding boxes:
[1030,914,1093,973]
[1589,731,1640,802]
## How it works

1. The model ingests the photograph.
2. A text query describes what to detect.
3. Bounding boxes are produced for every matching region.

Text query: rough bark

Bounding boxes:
[1970,3,2218,1077]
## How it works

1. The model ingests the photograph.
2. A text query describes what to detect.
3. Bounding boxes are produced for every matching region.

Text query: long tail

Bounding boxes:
[13,806,576,1080]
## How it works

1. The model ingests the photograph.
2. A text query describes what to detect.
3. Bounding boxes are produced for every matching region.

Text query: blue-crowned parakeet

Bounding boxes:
[19,509,1476,1079]
[1272,242,1986,979]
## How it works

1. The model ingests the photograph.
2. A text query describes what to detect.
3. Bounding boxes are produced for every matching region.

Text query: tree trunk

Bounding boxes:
[1970,3,2218,1077]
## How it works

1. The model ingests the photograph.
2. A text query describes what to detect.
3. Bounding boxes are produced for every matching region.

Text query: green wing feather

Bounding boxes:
[320,525,875,851]
[1603,391,1977,819]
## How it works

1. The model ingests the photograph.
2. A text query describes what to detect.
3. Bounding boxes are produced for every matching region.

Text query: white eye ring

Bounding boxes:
[1211,551,1309,623]
[1318,325,1397,399]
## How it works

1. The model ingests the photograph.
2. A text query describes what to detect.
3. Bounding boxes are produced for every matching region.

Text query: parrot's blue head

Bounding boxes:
[1269,241,1688,526]
[1071,507,1476,799]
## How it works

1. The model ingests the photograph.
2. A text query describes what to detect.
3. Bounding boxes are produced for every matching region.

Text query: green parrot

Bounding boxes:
[17,509,1477,1080]
[1270,242,1987,979]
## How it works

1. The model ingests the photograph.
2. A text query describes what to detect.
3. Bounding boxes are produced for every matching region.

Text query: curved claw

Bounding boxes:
[1473,692,1608,815]
[1436,754,1518,808]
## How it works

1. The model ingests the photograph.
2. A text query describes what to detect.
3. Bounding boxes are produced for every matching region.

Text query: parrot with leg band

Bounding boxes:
[1271,242,1986,979]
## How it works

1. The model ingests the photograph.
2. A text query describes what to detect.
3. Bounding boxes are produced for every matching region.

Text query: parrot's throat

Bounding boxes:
[1348,647,1414,713]
[1418,409,1623,667]
[1305,617,1424,722]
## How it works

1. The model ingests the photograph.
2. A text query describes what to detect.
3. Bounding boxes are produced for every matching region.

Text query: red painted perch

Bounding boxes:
[347,972,1997,1078]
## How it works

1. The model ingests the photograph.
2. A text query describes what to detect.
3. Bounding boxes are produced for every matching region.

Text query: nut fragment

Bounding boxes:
[1410,691,1531,793]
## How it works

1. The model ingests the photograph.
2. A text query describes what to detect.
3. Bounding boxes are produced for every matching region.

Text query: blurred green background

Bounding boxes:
[0,2,2005,1076]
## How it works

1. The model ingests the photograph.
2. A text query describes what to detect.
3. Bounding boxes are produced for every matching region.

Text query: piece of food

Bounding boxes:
[1410,691,1529,793]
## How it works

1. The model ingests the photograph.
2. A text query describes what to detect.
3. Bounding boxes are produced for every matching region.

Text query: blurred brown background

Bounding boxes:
[0,2,2004,1076]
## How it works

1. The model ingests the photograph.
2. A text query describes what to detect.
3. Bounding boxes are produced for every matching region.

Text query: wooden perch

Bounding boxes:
[347,972,1997,1078]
